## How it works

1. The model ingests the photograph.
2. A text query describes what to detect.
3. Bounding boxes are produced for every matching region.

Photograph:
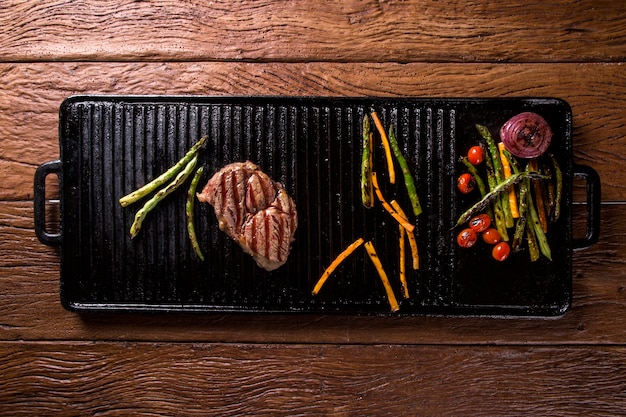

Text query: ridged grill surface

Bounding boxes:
[58,96,573,315]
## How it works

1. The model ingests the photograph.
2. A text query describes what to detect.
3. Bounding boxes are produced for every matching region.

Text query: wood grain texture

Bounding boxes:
[1,200,624,344]
[2,2,626,413]
[1,342,625,416]
[1,0,626,63]
[1,62,626,201]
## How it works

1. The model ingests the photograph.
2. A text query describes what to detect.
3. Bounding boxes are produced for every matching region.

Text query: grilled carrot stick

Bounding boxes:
[398,225,409,299]
[390,200,419,270]
[370,112,396,184]
[364,241,400,312]
[371,173,415,233]
[312,237,365,295]
[498,142,519,218]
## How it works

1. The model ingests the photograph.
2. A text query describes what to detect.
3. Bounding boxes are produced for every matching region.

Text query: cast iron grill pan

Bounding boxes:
[35,96,600,316]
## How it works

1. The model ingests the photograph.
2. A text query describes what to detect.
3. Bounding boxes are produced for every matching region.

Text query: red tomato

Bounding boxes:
[482,228,501,245]
[457,228,478,248]
[457,173,476,194]
[492,241,511,261]
[469,214,491,233]
[467,146,484,165]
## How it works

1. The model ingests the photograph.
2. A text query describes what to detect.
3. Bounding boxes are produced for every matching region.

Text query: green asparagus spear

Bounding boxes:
[482,142,509,241]
[186,166,205,261]
[542,158,556,221]
[511,177,529,252]
[460,156,493,221]
[129,155,198,238]
[502,149,522,174]
[525,164,552,261]
[388,125,422,216]
[550,154,562,222]
[361,115,373,208]
[499,150,551,260]
[455,171,548,227]
[476,124,514,228]
[119,136,207,207]
[525,203,541,262]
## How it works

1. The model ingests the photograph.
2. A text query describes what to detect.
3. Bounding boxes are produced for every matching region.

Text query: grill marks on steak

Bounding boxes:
[197,161,297,271]
[201,161,250,239]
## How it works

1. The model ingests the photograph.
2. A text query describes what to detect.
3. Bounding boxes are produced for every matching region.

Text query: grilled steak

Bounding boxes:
[197,161,297,271]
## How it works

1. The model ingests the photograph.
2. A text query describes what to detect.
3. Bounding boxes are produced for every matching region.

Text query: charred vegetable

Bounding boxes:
[130,156,198,238]
[370,112,396,184]
[314,113,423,311]
[455,171,547,227]
[457,173,476,194]
[364,241,400,312]
[186,167,205,261]
[313,237,365,296]
[500,112,552,159]
[388,125,422,216]
[119,136,207,207]
[456,113,561,264]
[360,115,374,208]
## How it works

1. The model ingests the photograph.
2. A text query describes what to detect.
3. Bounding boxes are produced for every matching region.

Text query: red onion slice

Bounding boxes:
[500,112,552,158]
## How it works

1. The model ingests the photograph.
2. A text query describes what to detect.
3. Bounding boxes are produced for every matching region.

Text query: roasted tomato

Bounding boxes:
[467,146,484,165]
[492,241,511,261]
[482,228,501,245]
[457,228,478,248]
[457,173,476,194]
[469,214,491,233]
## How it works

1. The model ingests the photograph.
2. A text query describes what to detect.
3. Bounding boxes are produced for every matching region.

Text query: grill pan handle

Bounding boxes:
[34,159,62,246]
[572,164,601,250]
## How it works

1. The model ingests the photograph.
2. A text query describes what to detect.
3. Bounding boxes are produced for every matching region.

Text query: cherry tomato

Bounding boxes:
[492,241,511,261]
[467,146,484,165]
[457,173,476,194]
[457,228,477,248]
[469,214,491,233]
[482,228,501,245]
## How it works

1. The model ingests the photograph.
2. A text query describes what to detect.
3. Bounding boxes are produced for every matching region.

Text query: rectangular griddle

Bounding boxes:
[34,96,600,316]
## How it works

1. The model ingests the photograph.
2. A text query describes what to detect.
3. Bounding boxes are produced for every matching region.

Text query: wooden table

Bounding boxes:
[2,1,625,415]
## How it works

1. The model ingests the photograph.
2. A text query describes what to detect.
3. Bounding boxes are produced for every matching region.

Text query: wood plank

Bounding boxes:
[1,62,626,201]
[1,200,625,344]
[2,0,626,63]
[1,342,625,416]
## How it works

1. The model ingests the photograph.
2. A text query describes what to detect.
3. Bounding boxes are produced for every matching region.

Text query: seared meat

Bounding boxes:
[197,161,297,271]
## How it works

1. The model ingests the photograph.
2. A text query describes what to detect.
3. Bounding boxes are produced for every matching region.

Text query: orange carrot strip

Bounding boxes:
[406,232,419,270]
[364,241,400,312]
[371,173,415,233]
[370,112,396,184]
[398,225,409,299]
[498,142,519,218]
[390,199,419,270]
[312,237,365,295]
[389,199,408,221]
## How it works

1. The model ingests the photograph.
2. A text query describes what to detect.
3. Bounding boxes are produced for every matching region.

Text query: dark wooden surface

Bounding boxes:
[1,1,625,415]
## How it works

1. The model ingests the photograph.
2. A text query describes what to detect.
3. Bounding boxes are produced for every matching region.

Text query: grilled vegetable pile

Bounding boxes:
[119,136,207,261]
[313,112,422,312]
[455,112,562,262]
